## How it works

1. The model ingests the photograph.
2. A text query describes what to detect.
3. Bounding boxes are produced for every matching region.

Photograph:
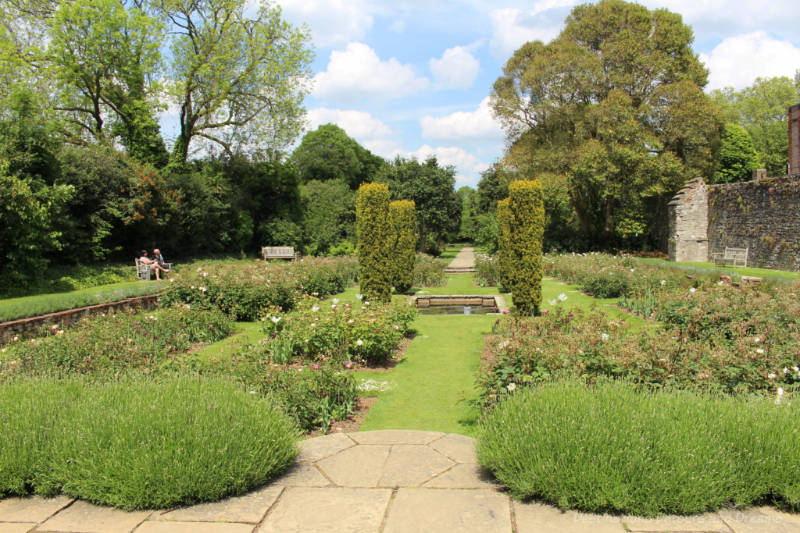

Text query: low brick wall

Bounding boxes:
[0,293,160,343]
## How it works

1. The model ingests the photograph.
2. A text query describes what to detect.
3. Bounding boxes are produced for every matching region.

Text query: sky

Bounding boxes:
[274,0,800,188]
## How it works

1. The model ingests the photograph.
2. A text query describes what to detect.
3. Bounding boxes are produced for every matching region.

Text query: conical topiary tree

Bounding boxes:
[356,182,392,302]
[389,199,417,294]
[496,198,512,293]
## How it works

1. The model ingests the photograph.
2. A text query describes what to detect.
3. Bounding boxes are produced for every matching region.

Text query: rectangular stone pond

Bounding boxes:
[410,294,508,315]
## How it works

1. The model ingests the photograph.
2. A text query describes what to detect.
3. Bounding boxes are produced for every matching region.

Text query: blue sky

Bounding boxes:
[276,0,800,188]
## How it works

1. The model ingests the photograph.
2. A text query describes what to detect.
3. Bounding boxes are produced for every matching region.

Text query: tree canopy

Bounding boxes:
[491,0,722,248]
[714,123,759,183]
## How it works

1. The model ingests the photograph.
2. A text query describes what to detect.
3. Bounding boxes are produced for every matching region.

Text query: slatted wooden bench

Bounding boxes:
[135,258,172,280]
[262,246,298,261]
[711,247,748,267]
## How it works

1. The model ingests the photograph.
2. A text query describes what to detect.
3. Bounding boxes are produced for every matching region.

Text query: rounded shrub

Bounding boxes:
[507,180,544,315]
[0,376,298,509]
[356,182,392,302]
[389,200,417,294]
[478,380,800,516]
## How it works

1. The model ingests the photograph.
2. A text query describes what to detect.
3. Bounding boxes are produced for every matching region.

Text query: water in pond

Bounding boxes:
[417,305,497,315]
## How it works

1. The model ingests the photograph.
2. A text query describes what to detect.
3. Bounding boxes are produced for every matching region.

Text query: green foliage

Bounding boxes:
[456,186,478,241]
[473,213,499,253]
[712,75,800,175]
[159,257,359,320]
[479,380,800,515]
[0,161,72,291]
[507,181,544,315]
[301,179,355,255]
[291,124,384,189]
[474,253,504,289]
[496,198,512,291]
[0,375,298,509]
[492,0,722,248]
[714,123,760,183]
[2,307,234,376]
[413,253,448,287]
[377,157,460,252]
[476,162,511,213]
[389,200,417,294]
[258,296,416,366]
[356,182,392,302]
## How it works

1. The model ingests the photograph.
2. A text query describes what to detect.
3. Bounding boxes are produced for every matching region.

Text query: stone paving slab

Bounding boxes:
[0,524,36,533]
[3,431,800,533]
[136,521,254,533]
[429,433,479,463]
[0,497,73,523]
[514,501,626,533]
[316,444,390,487]
[297,432,355,463]
[348,429,444,445]
[156,486,282,524]
[256,487,391,533]
[378,444,454,487]
[35,500,151,533]
[383,488,511,533]
[622,512,729,532]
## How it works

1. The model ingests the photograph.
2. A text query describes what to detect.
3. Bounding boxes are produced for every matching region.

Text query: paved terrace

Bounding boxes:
[1,430,799,533]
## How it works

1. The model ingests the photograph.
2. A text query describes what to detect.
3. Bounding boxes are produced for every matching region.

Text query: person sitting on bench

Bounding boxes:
[139,250,167,281]
[153,248,170,278]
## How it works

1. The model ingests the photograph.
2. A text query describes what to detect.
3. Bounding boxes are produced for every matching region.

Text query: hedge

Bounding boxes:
[390,200,417,294]
[508,180,544,315]
[356,183,392,302]
[496,198,512,293]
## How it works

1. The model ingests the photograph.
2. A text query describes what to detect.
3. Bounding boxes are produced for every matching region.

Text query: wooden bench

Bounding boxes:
[711,247,748,267]
[262,246,298,261]
[135,258,172,280]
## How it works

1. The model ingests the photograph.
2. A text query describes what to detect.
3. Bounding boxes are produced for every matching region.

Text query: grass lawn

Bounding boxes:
[438,243,465,262]
[190,322,265,365]
[0,281,165,322]
[638,257,800,281]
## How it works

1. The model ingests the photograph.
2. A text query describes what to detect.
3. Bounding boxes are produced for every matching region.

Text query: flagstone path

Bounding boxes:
[2,430,799,533]
[445,246,476,273]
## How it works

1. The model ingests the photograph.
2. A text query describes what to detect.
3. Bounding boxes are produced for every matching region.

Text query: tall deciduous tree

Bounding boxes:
[291,124,384,189]
[491,0,722,248]
[714,123,759,183]
[712,74,800,175]
[155,0,313,163]
[377,156,460,253]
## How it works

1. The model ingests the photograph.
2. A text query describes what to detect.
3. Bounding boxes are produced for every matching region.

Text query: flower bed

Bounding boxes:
[159,256,359,320]
[413,253,447,287]
[1,307,234,376]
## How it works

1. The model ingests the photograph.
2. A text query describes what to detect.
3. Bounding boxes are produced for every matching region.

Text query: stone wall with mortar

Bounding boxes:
[668,178,709,262]
[707,176,800,271]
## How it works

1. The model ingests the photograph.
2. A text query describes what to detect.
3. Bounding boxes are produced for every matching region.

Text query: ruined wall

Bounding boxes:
[790,104,800,175]
[707,176,800,271]
[668,178,709,262]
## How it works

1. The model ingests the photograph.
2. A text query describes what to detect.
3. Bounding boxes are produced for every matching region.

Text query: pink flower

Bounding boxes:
[311,363,320,370]
[344,360,353,369]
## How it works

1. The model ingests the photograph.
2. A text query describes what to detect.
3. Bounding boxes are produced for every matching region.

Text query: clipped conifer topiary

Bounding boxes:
[496,198,513,293]
[508,180,544,315]
[356,182,392,302]
[389,200,417,294]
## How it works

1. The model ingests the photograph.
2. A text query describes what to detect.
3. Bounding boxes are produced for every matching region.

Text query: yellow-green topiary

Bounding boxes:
[356,182,392,302]
[496,198,512,293]
[389,200,417,294]
[508,180,544,315]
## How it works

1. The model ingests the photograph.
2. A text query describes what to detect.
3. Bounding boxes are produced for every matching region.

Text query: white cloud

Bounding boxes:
[307,108,392,140]
[700,31,800,90]
[278,0,373,47]
[413,145,486,185]
[420,97,504,142]
[429,46,480,89]
[313,42,430,103]
[489,4,573,58]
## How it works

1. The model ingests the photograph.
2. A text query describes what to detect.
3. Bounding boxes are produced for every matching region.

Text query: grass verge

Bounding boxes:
[0,281,164,322]
[478,380,800,516]
[0,375,298,509]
